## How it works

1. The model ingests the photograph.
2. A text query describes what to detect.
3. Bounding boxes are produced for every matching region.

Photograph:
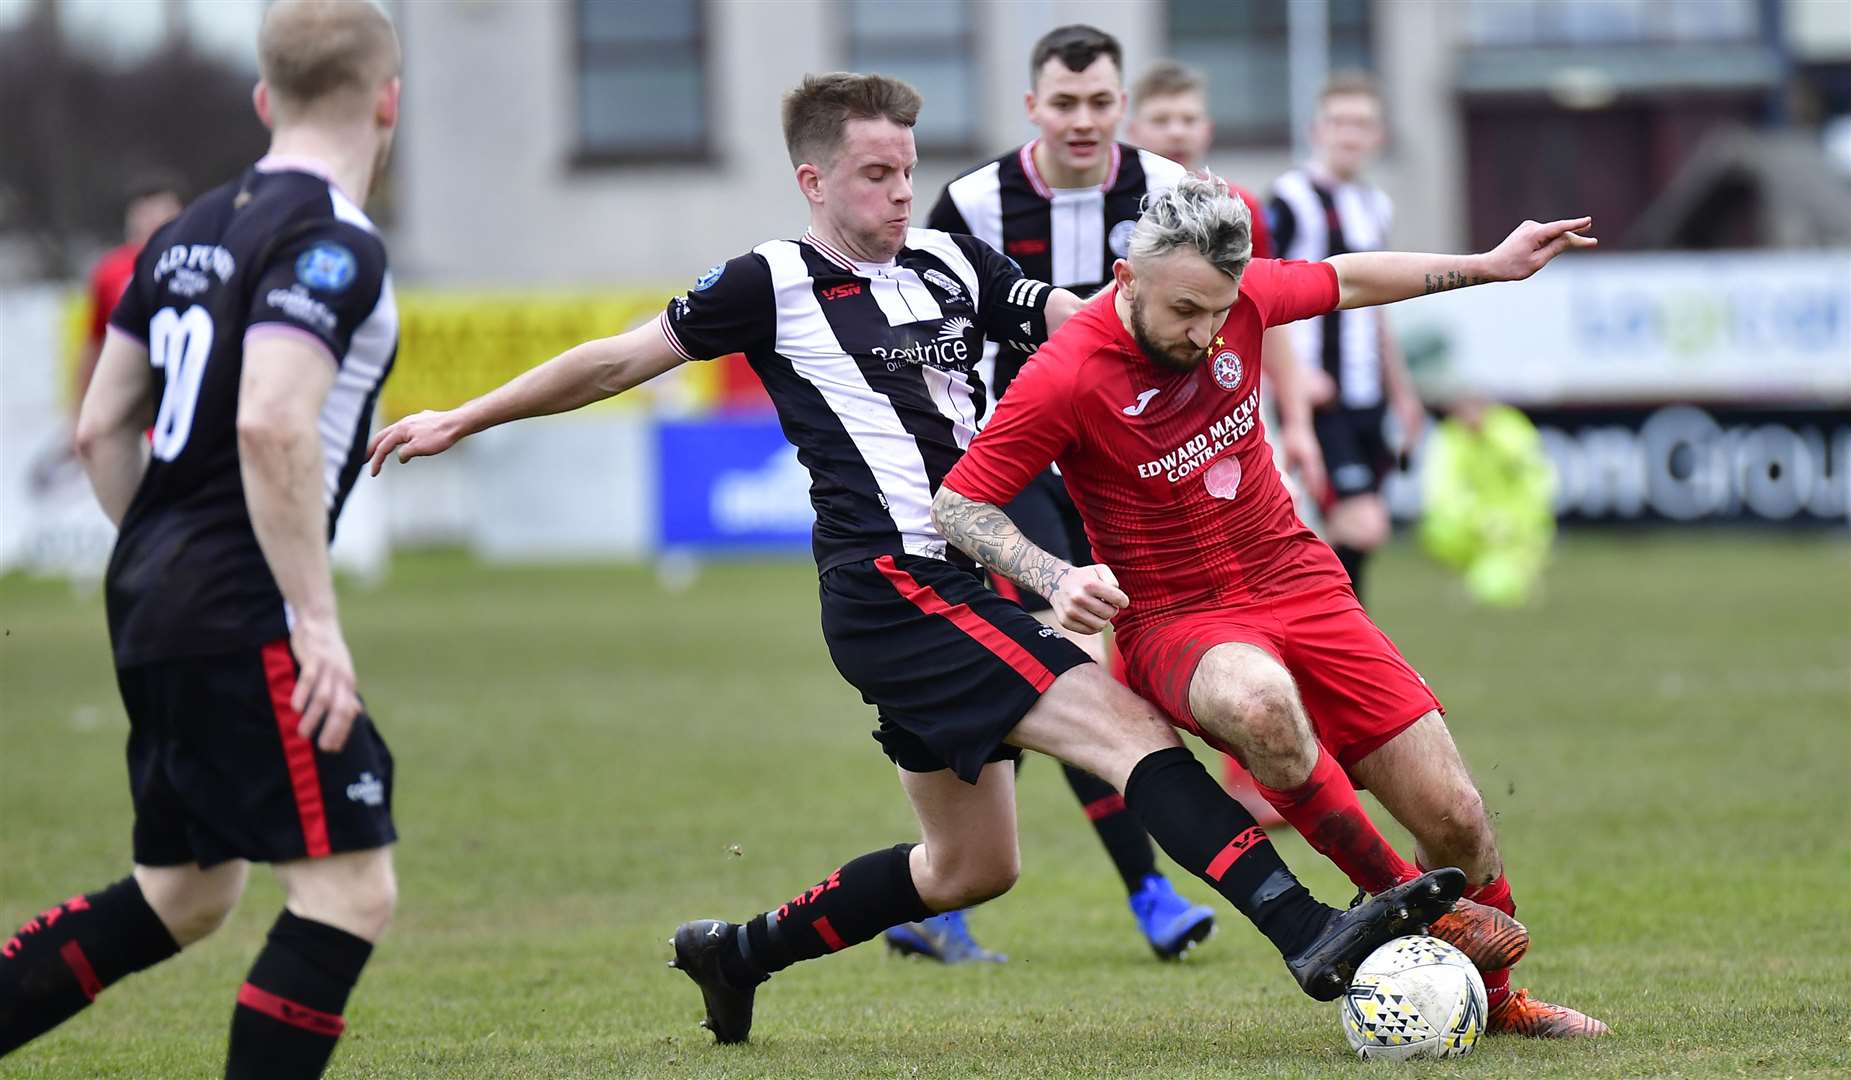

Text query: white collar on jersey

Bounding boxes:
[801,229,901,275]
[1019,140,1123,201]
[254,153,359,203]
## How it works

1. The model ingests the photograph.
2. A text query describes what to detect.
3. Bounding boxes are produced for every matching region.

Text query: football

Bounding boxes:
[1340,935,1486,1061]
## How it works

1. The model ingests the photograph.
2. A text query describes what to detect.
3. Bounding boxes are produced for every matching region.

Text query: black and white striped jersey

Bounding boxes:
[1268,167,1394,409]
[105,157,396,666]
[927,140,1187,404]
[657,228,1052,573]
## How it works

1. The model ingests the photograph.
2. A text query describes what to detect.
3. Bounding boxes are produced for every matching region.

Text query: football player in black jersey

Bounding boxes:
[2,3,408,1075]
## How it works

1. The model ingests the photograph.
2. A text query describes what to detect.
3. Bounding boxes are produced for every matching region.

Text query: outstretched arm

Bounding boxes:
[1330,217,1596,310]
[74,330,155,524]
[368,320,685,473]
[931,486,1127,633]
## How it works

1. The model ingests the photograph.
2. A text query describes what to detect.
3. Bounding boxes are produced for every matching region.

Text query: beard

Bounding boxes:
[1128,295,1203,373]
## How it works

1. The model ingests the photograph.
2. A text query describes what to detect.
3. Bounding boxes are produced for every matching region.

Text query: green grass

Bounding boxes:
[2,534,1848,1078]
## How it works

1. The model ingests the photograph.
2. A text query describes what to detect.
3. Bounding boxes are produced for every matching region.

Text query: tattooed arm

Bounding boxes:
[932,486,1128,634]
[1330,216,1596,310]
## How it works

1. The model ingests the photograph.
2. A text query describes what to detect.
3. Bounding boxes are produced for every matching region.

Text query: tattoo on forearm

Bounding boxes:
[1422,269,1493,295]
[933,489,1070,598]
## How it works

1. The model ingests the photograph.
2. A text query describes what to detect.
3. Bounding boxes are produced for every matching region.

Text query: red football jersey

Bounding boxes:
[943,258,1344,636]
[87,242,141,346]
[1228,183,1275,260]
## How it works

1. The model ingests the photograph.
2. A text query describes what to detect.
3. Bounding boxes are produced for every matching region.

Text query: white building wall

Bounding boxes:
[395,0,1465,286]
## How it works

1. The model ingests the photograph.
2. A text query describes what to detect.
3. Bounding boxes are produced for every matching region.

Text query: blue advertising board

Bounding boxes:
[655,417,814,551]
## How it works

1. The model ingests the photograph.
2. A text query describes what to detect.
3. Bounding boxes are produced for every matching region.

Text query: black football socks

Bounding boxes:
[224,911,372,1080]
[0,877,179,1055]
[1061,762,1159,893]
[722,843,930,987]
[1121,747,1333,957]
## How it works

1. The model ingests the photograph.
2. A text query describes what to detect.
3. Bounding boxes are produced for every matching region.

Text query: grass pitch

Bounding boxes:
[2,533,1847,1078]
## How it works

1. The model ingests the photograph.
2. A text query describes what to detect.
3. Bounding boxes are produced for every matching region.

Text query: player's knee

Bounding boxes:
[918,845,1019,910]
[136,863,246,947]
[281,851,397,942]
[163,887,240,946]
[334,864,398,940]
[1220,674,1312,764]
[955,855,1020,908]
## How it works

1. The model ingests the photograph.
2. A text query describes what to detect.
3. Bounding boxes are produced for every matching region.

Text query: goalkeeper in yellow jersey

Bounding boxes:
[1420,399,1555,607]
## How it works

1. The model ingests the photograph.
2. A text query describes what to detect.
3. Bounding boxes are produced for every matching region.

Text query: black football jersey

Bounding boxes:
[104,159,397,666]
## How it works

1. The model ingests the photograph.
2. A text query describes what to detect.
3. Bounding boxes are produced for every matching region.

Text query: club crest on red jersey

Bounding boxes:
[1211,350,1244,390]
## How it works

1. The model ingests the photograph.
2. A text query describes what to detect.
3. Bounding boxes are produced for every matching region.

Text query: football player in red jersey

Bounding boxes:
[74,176,184,420]
[1128,60,1327,827]
[936,175,1607,1039]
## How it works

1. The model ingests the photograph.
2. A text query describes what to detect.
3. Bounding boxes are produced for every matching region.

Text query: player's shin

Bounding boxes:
[224,911,372,1080]
[0,878,179,1055]
[1255,746,1420,895]
[1119,747,1331,957]
[725,843,930,986]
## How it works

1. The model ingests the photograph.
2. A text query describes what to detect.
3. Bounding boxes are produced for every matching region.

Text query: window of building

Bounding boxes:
[1463,0,1760,47]
[1166,0,1374,146]
[845,0,978,154]
[575,0,710,163]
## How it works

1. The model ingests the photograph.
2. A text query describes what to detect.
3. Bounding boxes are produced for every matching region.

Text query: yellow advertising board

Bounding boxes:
[57,287,717,419]
[387,289,717,420]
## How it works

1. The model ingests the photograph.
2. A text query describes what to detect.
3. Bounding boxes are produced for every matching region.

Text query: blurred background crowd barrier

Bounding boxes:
[3,0,1847,578]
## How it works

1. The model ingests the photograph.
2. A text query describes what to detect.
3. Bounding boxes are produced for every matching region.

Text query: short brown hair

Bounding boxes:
[1031,24,1122,86]
[781,73,922,169]
[259,0,400,119]
[1319,70,1382,107]
[1131,61,1207,108]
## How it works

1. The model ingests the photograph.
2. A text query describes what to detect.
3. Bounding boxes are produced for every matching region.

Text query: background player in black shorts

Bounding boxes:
[2,4,402,1076]
[369,71,1465,1047]
[1269,74,1428,605]
[923,25,1219,962]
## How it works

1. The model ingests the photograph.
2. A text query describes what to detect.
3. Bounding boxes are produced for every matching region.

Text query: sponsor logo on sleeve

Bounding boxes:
[265,285,338,334]
[295,243,357,293]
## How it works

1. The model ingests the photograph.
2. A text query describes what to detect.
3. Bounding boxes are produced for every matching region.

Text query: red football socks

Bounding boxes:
[1255,746,1419,894]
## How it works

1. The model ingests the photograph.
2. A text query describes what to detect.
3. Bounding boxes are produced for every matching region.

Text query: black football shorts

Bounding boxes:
[115,640,396,867]
[820,554,1090,783]
[1315,404,1394,500]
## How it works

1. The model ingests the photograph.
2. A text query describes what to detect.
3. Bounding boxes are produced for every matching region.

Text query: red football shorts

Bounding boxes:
[1118,579,1441,776]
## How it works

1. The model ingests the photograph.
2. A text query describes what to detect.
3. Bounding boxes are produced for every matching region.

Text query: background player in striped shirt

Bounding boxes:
[919,24,1216,966]
[938,175,1608,1039]
[368,71,1467,1046]
[1268,73,1427,605]
[2,3,403,1076]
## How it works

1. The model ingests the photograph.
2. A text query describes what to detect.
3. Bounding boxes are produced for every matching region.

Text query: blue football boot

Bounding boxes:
[1130,873,1217,960]
[884,910,1007,964]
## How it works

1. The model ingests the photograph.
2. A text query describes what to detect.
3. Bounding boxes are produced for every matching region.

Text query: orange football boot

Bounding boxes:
[1488,988,1611,1037]
[1427,897,1530,971]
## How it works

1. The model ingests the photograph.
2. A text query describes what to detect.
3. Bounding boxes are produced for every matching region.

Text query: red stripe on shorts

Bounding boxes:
[237,982,346,1036]
[875,556,1056,692]
[990,574,1023,605]
[60,941,102,1001]
[261,640,333,858]
[812,916,847,952]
